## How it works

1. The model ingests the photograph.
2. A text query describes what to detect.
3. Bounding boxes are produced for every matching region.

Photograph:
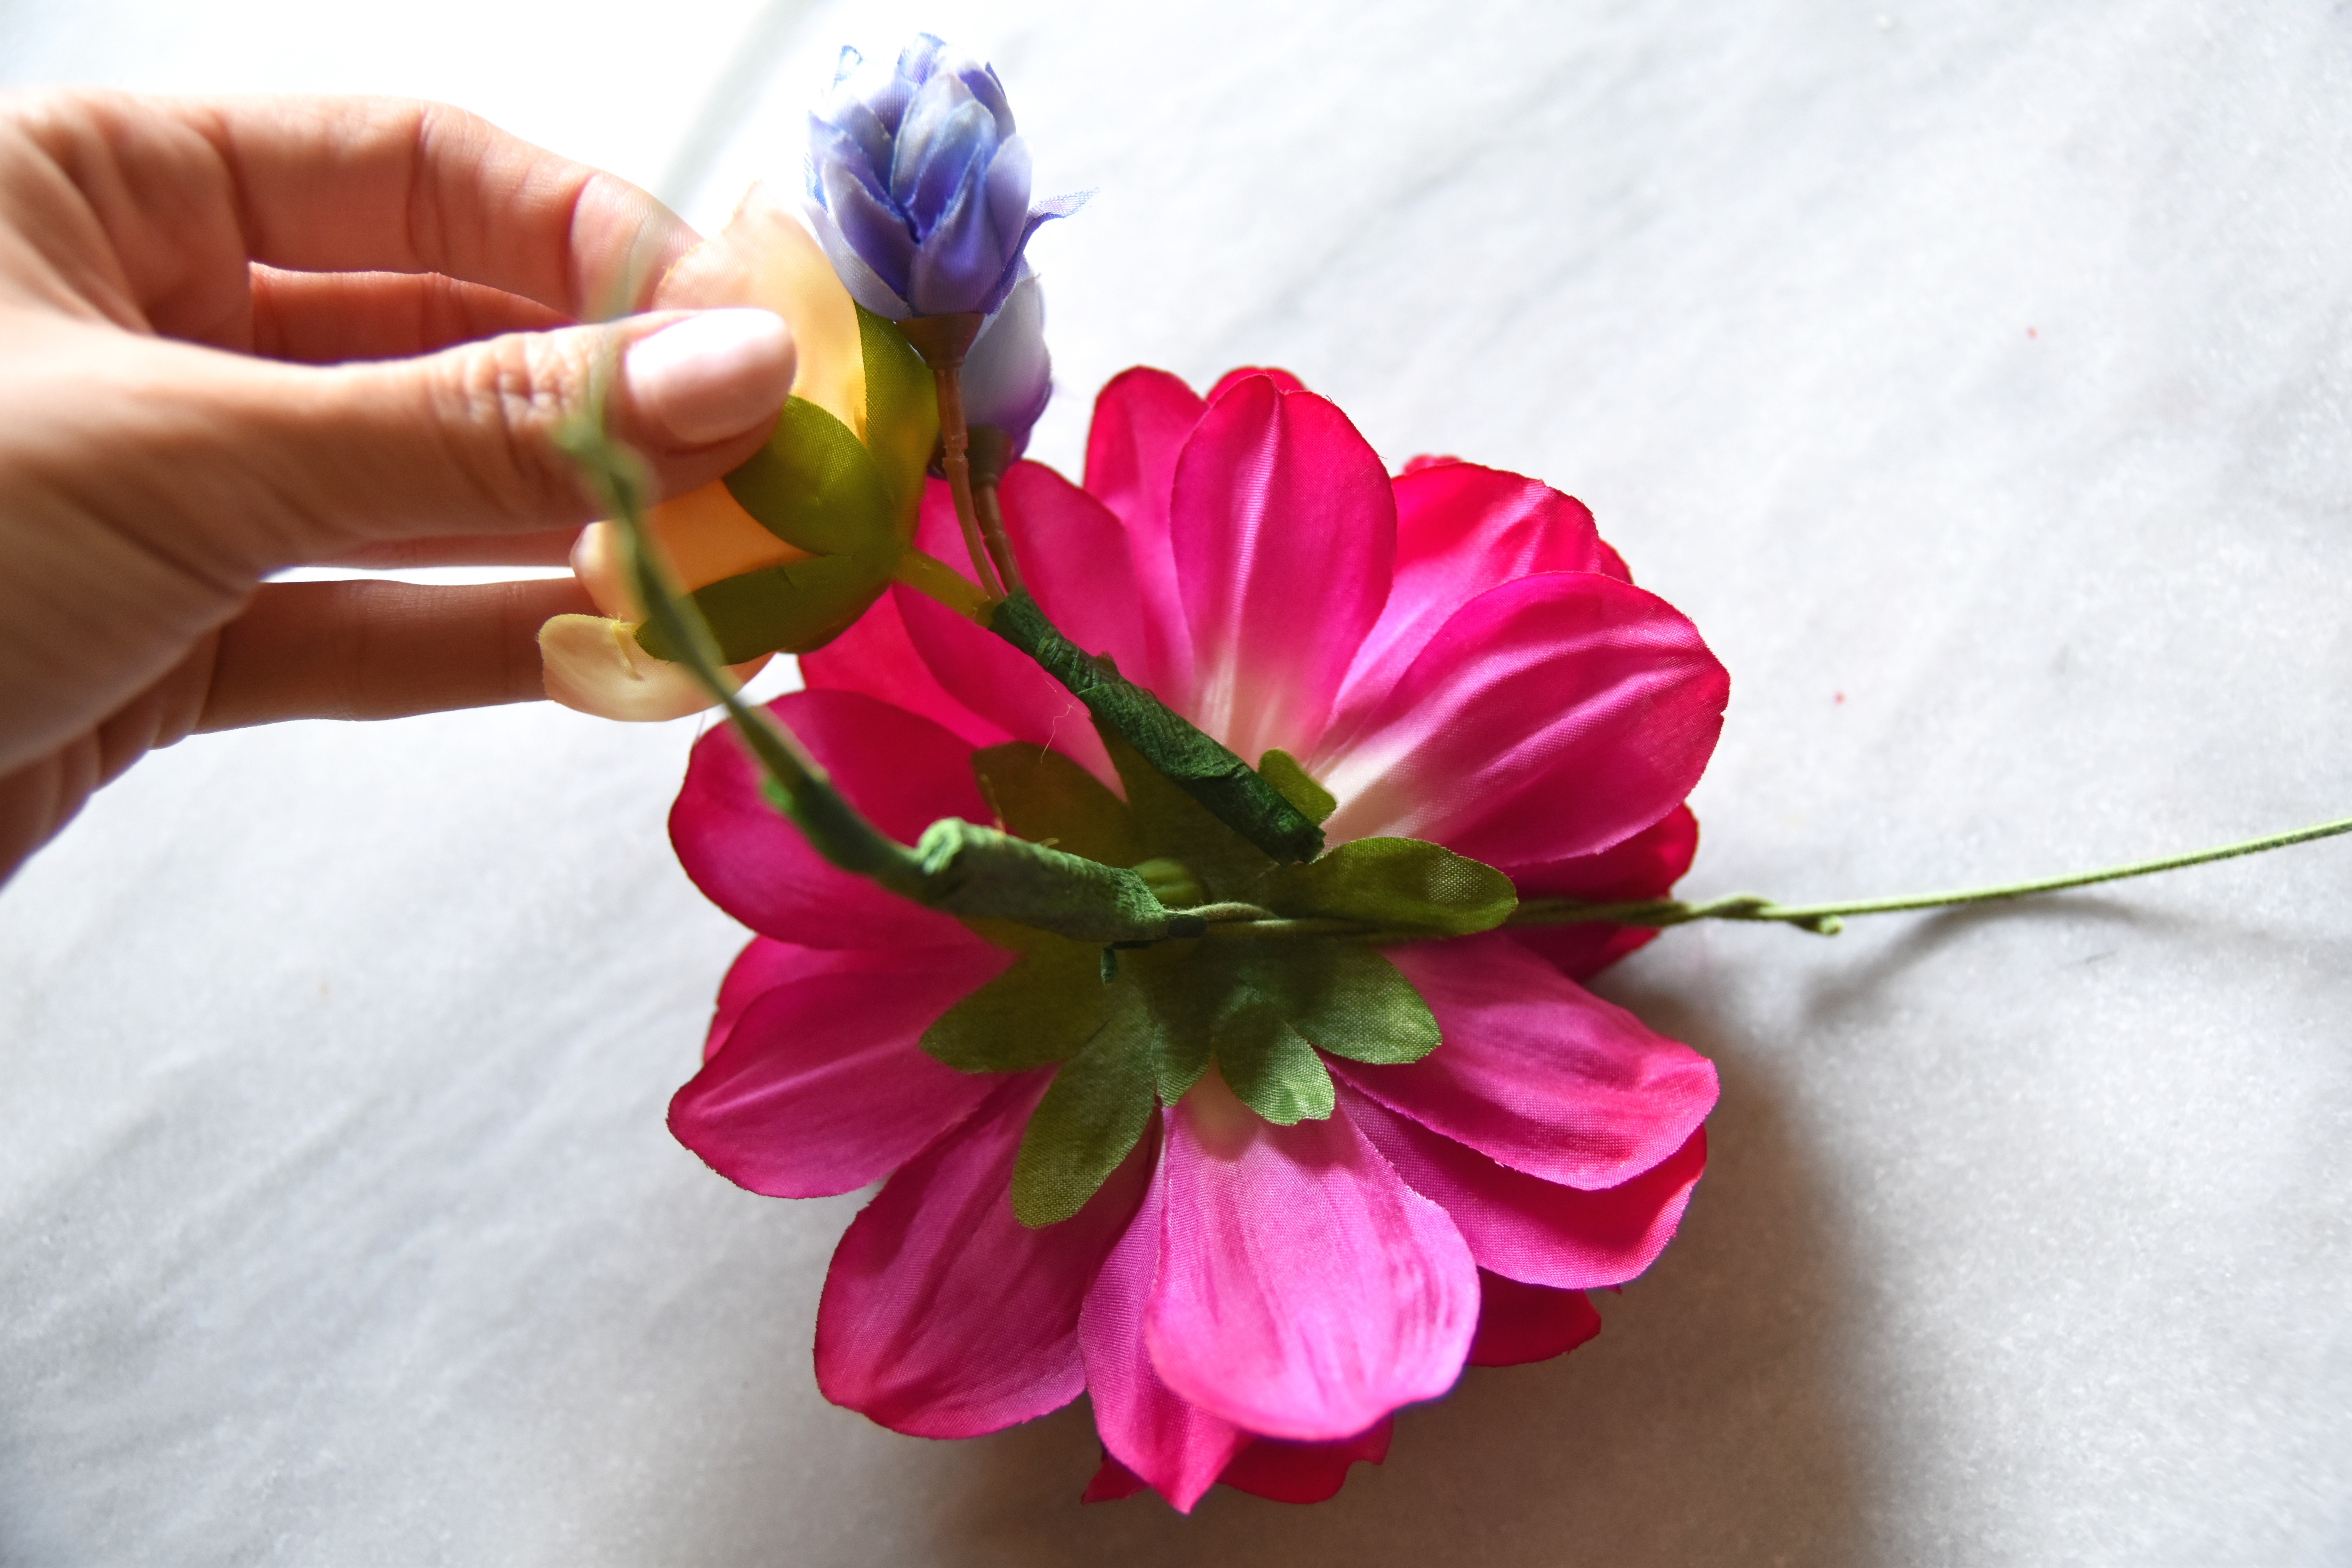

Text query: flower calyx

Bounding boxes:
[918,728,1521,1227]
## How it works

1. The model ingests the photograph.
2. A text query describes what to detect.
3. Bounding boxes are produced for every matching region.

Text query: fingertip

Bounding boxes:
[621,308,795,450]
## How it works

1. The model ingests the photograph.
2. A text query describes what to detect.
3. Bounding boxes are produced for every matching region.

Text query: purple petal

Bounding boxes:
[892,79,998,232]
[1170,377,1396,761]
[1311,570,1728,867]
[816,1072,1152,1438]
[819,160,917,302]
[907,162,1016,316]
[670,943,1012,1199]
[802,194,912,319]
[1333,935,1718,1190]
[960,271,1051,442]
[1144,1072,1478,1441]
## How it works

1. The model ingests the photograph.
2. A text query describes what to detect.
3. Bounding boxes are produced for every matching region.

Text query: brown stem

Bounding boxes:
[973,478,1023,594]
[931,363,1004,599]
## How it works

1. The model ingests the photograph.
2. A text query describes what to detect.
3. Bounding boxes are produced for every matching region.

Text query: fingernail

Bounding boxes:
[622,308,794,447]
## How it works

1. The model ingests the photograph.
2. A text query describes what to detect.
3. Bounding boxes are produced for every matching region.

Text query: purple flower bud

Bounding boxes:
[804,34,1081,319]
[960,268,1052,458]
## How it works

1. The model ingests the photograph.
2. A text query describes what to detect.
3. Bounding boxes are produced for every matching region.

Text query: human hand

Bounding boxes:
[0,91,799,881]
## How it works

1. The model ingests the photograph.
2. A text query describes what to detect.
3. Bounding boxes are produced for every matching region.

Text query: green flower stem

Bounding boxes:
[556,408,930,898]
[1174,814,2352,943]
[1510,814,2352,936]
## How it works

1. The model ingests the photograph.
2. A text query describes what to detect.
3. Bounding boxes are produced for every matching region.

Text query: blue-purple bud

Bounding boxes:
[960,269,1051,459]
[805,35,1080,320]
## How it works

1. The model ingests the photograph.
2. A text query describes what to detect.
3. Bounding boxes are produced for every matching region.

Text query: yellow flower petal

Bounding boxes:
[572,483,816,620]
[654,181,866,439]
[538,613,771,723]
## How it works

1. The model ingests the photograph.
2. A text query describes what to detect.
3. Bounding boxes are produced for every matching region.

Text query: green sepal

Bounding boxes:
[1010,988,1158,1227]
[920,925,1111,1073]
[634,551,889,663]
[1124,942,1226,1103]
[1213,990,1335,1125]
[1268,836,1519,935]
[722,395,899,558]
[1258,749,1337,825]
[988,590,1324,864]
[971,745,1145,867]
[856,306,941,527]
[1239,942,1441,1065]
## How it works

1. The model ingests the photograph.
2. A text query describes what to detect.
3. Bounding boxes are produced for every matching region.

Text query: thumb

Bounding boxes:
[253,306,797,560]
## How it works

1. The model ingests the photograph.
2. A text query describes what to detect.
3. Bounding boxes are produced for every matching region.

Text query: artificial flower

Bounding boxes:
[664,365,1729,1508]
[958,267,1052,462]
[541,185,940,721]
[804,35,1081,321]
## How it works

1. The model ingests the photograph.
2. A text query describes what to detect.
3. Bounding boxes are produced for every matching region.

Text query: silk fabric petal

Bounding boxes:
[1144,1074,1477,1441]
[671,944,1012,1198]
[1314,571,1728,866]
[670,690,987,950]
[816,1072,1151,1438]
[1334,935,1718,1190]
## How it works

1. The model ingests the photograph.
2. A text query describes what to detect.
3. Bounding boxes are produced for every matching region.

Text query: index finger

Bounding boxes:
[169,94,694,320]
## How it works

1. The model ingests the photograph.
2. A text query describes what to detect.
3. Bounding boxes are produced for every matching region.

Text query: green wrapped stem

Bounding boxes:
[987,589,1325,865]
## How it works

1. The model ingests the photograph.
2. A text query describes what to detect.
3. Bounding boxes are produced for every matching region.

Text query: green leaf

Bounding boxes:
[1258,749,1336,825]
[1239,942,1441,1065]
[1268,837,1519,935]
[1212,990,1334,1124]
[723,396,897,557]
[920,927,1112,1072]
[856,306,940,524]
[987,590,1323,864]
[633,551,889,663]
[971,745,1145,867]
[1010,988,1158,1227]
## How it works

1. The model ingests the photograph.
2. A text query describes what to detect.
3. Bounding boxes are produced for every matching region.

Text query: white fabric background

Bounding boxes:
[3,2,2350,1562]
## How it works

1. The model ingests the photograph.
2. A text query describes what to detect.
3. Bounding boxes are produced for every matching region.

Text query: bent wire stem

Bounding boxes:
[1509,814,2352,935]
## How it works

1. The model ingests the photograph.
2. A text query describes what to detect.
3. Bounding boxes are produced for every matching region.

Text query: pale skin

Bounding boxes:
[0,91,799,882]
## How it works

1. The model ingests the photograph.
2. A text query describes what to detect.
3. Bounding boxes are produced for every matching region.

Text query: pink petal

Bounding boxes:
[1171,378,1396,761]
[1081,1456,1149,1503]
[1080,1128,1249,1512]
[1313,571,1728,867]
[1145,1073,1477,1441]
[1082,368,1204,697]
[705,938,922,1062]
[816,1071,1152,1438]
[1205,366,1307,400]
[1340,1083,1708,1288]
[669,942,1013,1198]
[894,586,1117,786]
[1466,1272,1602,1368]
[799,577,1009,751]
[998,459,1182,700]
[1330,462,1628,745]
[1505,804,1701,980]
[1335,935,1717,1190]
[1217,1418,1392,1504]
[670,690,988,949]
[911,472,969,562]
